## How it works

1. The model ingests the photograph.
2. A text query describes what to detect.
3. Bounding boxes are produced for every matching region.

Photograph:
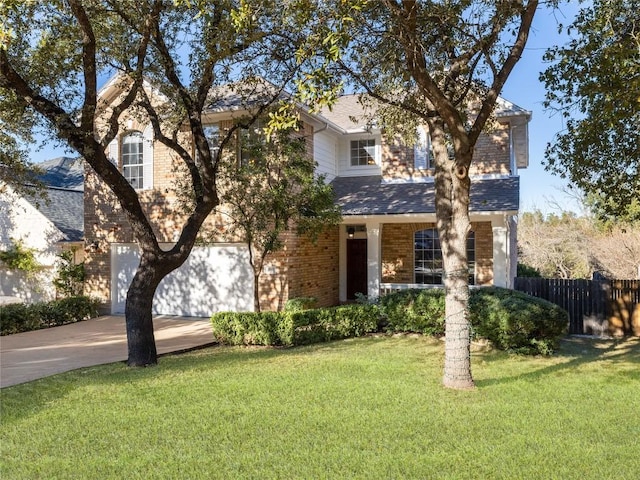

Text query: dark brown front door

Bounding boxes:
[347,239,367,300]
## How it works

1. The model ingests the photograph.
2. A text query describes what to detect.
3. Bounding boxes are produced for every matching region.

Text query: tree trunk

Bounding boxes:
[124,254,166,366]
[253,272,261,312]
[430,119,475,390]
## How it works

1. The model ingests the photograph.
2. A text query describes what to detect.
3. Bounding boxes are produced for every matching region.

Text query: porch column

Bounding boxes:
[492,224,508,288]
[366,221,382,299]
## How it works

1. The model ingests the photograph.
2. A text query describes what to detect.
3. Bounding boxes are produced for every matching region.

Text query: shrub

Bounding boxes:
[283,297,318,312]
[0,296,99,335]
[379,287,568,355]
[469,287,568,355]
[211,304,379,347]
[379,288,445,336]
[290,304,379,346]
[210,312,282,346]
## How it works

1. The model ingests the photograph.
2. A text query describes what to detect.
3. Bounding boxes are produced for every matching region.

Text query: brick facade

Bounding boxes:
[381,121,512,181]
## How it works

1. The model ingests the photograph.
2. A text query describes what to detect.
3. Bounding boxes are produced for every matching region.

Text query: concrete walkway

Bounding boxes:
[0,316,214,388]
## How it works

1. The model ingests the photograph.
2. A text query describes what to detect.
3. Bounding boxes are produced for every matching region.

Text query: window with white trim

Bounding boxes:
[414,228,475,285]
[350,139,376,166]
[122,132,144,189]
[414,127,431,170]
[118,127,153,190]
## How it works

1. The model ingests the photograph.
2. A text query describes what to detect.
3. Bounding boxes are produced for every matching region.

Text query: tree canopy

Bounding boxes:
[541,0,640,222]
[0,0,316,365]
[303,0,540,389]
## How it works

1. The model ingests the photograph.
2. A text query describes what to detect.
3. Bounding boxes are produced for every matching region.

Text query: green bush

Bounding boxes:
[0,296,99,335]
[210,311,282,346]
[379,288,445,336]
[283,297,318,312]
[211,304,379,347]
[379,287,568,355]
[469,287,568,355]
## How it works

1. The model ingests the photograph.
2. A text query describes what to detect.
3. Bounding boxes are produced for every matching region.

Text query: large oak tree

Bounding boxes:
[0,0,310,366]
[307,0,541,388]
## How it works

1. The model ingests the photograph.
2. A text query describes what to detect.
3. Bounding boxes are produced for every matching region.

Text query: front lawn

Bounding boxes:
[1,336,638,479]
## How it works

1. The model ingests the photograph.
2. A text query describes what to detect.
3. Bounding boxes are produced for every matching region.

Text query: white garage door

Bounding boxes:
[111,243,254,317]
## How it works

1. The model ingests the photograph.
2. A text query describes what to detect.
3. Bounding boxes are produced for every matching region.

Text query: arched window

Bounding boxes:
[122,132,144,188]
[115,126,153,190]
[414,228,475,285]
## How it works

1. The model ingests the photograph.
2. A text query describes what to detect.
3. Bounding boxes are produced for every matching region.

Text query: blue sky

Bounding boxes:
[30,3,584,214]
[501,2,584,214]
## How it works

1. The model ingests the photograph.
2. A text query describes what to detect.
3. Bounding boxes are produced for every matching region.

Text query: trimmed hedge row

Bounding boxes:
[0,296,100,336]
[212,288,568,355]
[379,287,568,355]
[211,304,379,347]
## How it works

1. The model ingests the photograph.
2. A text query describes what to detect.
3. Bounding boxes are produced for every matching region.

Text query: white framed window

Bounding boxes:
[122,132,144,188]
[203,124,220,157]
[414,228,475,285]
[239,120,266,167]
[350,139,376,166]
[116,126,153,190]
[414,127,431,170]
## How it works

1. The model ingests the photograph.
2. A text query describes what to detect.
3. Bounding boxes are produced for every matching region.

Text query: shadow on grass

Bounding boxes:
[474,335,640,388]
[1,336,397,423]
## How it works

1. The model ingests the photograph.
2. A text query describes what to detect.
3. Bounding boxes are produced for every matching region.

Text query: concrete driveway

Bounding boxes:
[0,315,215,388]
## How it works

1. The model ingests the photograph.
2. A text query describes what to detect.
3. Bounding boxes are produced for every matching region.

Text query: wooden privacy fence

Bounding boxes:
[514,278,640,336]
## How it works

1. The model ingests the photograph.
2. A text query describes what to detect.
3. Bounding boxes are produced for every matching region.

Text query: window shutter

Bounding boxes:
[108,138,119,166]
[414,127,429,170]
[142,125,154,190]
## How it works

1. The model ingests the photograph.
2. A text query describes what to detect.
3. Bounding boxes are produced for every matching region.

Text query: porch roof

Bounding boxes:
[331,176,519,216]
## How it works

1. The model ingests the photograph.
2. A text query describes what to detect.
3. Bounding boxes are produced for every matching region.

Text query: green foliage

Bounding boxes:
[210,304,379,347]
[52,249,85,297]
[517,263,542,278]
[379,288,445,336]
[0,239,40,274]
[469,287,568,355]
[541,0,640,221]
[283,297,318,312]
[219,118,341,310]
[379,287,568,355]
[0,296,99,335]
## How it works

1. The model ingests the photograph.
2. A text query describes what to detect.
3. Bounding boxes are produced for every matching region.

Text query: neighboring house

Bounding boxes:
[0,157,84,303]
[85,79,529,316]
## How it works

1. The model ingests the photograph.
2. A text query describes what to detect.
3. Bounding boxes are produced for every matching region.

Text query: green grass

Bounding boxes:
[2,335,639,479]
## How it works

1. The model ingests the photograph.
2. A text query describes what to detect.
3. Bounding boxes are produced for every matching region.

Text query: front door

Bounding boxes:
[346,238,367,300]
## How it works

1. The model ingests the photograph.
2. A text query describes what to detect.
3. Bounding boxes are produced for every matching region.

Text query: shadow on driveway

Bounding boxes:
[0,315,214,388]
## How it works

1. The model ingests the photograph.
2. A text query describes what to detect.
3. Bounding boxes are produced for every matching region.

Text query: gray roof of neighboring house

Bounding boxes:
[331,176,519,216]
[36,157,84,191]
[22,157,85,242]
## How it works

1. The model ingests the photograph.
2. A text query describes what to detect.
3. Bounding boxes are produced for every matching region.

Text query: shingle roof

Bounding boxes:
[331,176,519,215]
[36,157,84,191]
[21,157,85,242]
[30,188,85,242]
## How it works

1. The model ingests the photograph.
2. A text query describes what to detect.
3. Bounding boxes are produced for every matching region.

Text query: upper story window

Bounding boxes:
[350,139,376,166]
[239,120,266,167]
[202,124,220,159]
[414,127,431,170]
[122,132,144,189]
[414,228,475,285]
[108,126,153,190]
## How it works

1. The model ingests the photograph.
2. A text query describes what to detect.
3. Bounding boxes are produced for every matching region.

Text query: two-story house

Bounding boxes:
[84,80,529,317]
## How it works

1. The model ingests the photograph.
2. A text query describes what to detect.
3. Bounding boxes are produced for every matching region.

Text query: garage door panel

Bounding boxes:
[111,244,254,317]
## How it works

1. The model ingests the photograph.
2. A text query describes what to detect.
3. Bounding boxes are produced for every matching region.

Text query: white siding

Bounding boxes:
[314,130,338,181]
[337,133,382,177]
[0,185,61,302]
